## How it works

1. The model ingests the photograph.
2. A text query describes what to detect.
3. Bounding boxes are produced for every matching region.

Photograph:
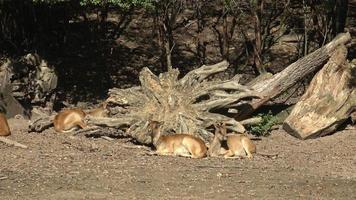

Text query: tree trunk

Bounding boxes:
[253,0,265,74]
[283,45,355,139]
[235,32,352,120]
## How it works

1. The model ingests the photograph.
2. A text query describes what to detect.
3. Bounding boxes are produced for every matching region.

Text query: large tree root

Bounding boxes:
[85,61,260,144]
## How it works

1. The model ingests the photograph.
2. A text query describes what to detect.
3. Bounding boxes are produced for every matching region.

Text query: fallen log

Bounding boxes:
[283,46,356,139]
[235,32,352,119]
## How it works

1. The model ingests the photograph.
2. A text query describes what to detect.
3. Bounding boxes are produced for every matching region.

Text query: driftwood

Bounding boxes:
[86,61,261,144]
[0,60,28,118]
[283,46,356,139]
[235,32,352,119]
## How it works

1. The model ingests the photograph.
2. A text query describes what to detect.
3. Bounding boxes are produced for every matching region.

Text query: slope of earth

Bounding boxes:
[0,118,355,200]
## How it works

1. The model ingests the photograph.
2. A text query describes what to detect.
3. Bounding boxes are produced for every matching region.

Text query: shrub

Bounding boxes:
[247,111,277,136]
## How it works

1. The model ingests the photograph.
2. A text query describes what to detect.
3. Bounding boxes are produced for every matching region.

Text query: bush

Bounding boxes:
[247,111,277,137]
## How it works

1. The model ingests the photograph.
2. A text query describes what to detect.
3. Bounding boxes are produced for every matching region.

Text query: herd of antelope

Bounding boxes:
[0,102,258,159]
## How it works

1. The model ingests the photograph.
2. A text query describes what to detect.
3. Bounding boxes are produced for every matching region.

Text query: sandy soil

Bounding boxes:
[1,118,355,200]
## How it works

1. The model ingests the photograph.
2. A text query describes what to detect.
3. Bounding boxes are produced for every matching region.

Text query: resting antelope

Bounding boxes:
[215,122,256,159]
[86,102,108,118]
[53,102,109,133]
[0,113,11,136]
[148,121,207,158]
[53,109,87,133]
[207,122,226,157]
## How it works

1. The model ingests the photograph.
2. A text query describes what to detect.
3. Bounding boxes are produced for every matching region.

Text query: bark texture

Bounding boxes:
[283,46,356,139]
[235,32,352,119]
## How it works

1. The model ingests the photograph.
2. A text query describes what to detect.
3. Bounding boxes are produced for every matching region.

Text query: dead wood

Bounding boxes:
[27,33,352,145]
[283,45,356,139]
[240,117,262,125]
[0,136,28,149]
[28,107,55,133]
[0,60,28,118]
[235,32,352,119]
[90,60,260,144]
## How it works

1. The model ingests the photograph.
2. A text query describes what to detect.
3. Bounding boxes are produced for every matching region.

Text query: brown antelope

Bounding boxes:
[0,113,11,136]
[148,121,207,158]
[217,122,256,159]
[208,122,226,157]
[86,102,108,118]
[53,109,86,133]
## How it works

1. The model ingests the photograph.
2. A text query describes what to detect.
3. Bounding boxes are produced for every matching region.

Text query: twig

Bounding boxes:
[101,136,114,141]
[0,137,28,149]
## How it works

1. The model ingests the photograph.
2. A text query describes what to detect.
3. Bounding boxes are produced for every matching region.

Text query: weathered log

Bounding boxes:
[283,46,356,139]
[28,107,55,132]
[0,60,28,118]
[28,117,53,133]
[93,60,260,144]
[235,32,352,119]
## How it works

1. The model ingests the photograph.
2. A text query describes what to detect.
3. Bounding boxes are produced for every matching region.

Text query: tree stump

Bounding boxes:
[283,45,356,139]
[86,61,261,144]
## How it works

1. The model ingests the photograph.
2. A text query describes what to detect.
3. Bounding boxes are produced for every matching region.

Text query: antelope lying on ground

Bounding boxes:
[53,109,87,133]
[213,122,256,159]
[207,122,226,157]
[86,102,108,118]
[148,121,207,158]
[0,113,11,136]
[53,102,109,133]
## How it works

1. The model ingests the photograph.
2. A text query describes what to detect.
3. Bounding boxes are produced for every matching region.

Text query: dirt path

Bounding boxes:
[1,118,355,200]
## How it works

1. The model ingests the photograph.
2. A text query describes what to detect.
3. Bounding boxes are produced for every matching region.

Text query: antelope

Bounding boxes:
[86,102,108,118]
[53,102,109,133]
[0,113,11,136]
[148,121,207,158]
[208,122,226,157]
[216,122,256,159]
[53,109,86,133]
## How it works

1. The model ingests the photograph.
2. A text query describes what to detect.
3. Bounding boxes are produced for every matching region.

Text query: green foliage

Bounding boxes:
[247,111,278,137]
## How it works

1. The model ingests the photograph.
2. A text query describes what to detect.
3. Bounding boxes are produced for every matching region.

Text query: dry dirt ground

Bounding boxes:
[1,118,355,200]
